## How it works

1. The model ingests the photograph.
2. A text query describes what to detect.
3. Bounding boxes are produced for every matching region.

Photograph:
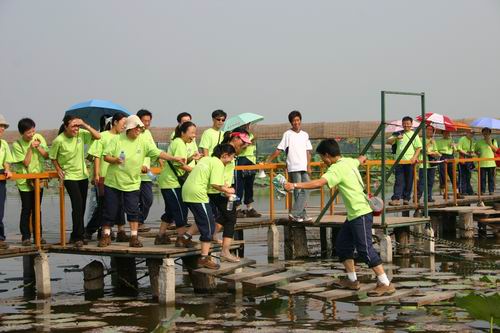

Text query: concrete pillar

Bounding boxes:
[283,225,309,260]
[457,212,474,239]
[395,227,410,255]
[267,225,280,259]
[424,226,435,254]
[83,260,104,294]
[378,232,393,263]
[147,258,162,300]
[159,258,176,305]
[34,252,51,298]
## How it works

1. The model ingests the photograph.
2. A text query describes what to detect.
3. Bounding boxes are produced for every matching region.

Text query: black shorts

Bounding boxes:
[102,186,141,225]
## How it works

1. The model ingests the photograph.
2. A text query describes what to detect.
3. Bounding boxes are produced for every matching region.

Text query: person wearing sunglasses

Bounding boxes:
[199,109,227,157]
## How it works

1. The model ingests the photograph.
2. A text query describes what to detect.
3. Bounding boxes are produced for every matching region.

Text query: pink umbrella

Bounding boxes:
[416,112,457,131]
[385,119,421,133]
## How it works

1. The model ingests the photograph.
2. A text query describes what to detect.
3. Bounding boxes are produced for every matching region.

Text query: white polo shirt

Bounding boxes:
[277,129,313,172]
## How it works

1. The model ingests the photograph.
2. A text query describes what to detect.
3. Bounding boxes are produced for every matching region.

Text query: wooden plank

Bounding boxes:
[356,289,417,305]
[399,291,456,306]
[221,264,285,282]
[478,217,500,223]
[242,270,308,288]
[310,283,376,301]
[277,277,335,295]
[194,258,256,276]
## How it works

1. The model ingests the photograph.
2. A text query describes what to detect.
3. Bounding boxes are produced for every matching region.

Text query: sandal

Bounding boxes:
[220,254,240,263]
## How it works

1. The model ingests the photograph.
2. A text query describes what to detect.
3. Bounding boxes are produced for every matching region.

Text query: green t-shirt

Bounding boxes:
[0,139,13,169]
[393,130,422,161]
[140,129,156,182]
[158,137,187,189]
[475,139,498,168]
[435,137,454,155]
[321,157,372,221]
[12,134,48,191]
[457,136,475,156]
[49,129,92,181]
[87,131,116,178]
[182,156,224,203]
[170,131,198,167]
[238,133,256,163]
[199,128,224,156]
[207,160,235,194]
[104,133,162,191]
[419,139,439,169]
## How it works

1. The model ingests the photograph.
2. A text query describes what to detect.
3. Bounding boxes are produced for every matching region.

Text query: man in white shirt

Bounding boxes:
[267,111,313,222]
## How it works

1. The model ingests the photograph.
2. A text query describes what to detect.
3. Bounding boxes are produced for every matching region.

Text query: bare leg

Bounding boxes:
[158,222,168,235]
[129,221,139,234]
[343,259,356,273]
[221,237,239,261]
[200,241,211,256]
[372,264,385,276]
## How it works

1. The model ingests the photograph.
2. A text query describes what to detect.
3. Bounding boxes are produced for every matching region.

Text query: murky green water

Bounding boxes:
[0,188,499,332]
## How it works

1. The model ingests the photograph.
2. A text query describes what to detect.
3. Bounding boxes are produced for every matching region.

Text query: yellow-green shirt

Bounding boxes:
[457,136,475,156]
[208,160,235,194]
[104,133,162,191]
[140,129,156,182]
[475,139,498,168]
[393,130,422,161]
[182,156,224,203]
[170,131,198,167]
[87,131,116,178]
[199,128,224,156]
[12,134,47,191]
[435,137,454,155]
[158,137,187,189]
[238,133,256,163]
[49,129,92,181]
[321,157,372,221]
[0,139,13,170]
[419,139,439,169]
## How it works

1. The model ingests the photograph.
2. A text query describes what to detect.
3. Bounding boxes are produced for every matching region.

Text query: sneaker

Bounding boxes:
[428,198,435,202]
[74,240,84,248]
[334,279,360,290]
[22,239,31,247]
[457,193,465,199]
[388,200,401,206]
[138,225,151,233]
[236,209,246,218]
[197,256,220,270]
[0,240,9,250]
[246,208,262,218]
[175,235,195,248]
[302,215,313,223]
[154,234,172,245]
[367,282,396,297]
[116,231,130,243]
[288,214,304,223]
[402,200,410,205]
[98,234,112,248]
[129,236,143,248]
[84,232,93,241]
[489,192,494,196]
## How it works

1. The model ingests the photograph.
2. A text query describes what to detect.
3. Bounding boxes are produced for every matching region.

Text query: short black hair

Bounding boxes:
[18,118,36,134]
[176,112,192,123]
[212,143,236,158]
[173,121,196,140]
[316,139,341,157]
[212,109,227,119]
[137,109,152,119]
[402,116,413,123]
[288,110,302,123]
[481,127,492,134]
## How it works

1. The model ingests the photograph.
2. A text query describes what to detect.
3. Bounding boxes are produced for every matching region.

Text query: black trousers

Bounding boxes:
[19,189,44,241]
[64,179,88,241]
[236,156,255,206]
[209,193,236,239]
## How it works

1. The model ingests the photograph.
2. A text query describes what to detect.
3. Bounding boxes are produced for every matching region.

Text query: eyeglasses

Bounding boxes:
[215,118,226,122]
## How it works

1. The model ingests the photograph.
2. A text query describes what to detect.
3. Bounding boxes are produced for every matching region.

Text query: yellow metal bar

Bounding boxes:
[34,178,41,249]
[366,165,371,196]
[269,169,275,221]
[452,159,458,205]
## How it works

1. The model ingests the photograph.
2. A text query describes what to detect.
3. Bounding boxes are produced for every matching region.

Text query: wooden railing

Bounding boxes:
[0,157,497,249]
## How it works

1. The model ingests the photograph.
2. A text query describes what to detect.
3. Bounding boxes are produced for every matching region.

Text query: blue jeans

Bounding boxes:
[392,164,414,201]
[458,162,474,195]
[0,180,6,241]
[417,167,436,200]
[438,154,454,188]
[289,171,310,217]
[480,167,495,194]
[236,156,255,206]
[335,213,382,268]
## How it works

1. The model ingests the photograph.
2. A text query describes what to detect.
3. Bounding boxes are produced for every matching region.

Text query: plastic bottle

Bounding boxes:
[119,151,126,168]
[146,169,157,181]
[226,194,238,211]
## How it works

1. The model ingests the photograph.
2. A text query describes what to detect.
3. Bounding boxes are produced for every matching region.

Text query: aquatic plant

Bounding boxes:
[455,292,500,333]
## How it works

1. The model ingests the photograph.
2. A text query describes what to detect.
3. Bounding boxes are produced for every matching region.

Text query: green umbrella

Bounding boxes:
[221,112,264,131]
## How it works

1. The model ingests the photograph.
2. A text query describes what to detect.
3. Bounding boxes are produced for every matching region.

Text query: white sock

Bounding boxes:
[347,271,357,282]
[104,229,111,236]
[131,230,138,236]
[377,273,390,286]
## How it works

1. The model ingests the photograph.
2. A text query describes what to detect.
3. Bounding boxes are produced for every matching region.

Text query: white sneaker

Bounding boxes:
[303,215,313,222]
[288,214,304,223]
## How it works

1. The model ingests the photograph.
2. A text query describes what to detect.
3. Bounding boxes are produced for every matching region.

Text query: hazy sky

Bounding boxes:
[1,0,499,130]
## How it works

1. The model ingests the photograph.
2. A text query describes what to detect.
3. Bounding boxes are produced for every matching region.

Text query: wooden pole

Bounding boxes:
[443,160,448,201]
[269,168,275,221]
[320,165,325,209]
[413,163,418,206]
[34,178,41,249]
[477,164,482,202]
[59,179,66,246]
[329,188,334,215]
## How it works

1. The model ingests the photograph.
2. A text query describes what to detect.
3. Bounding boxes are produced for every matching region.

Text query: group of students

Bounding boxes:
[387,116,498,206]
